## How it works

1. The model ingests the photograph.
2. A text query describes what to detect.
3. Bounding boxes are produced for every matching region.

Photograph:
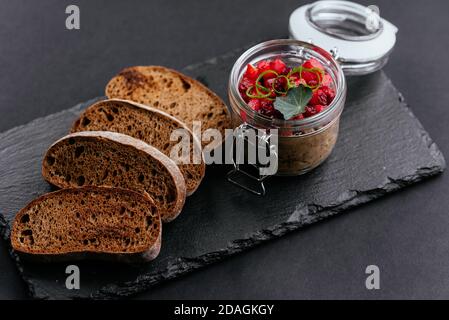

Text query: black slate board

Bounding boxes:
[0,46,445,299]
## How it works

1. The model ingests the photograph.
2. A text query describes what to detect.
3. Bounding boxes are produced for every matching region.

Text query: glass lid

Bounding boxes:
[289,0,398,76]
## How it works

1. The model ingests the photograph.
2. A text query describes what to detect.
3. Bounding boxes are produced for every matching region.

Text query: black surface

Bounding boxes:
[0,44,445,298]
[1,0,449,300]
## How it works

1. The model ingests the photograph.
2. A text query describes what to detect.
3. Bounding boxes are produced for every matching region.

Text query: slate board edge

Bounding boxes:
[0,70,445,300]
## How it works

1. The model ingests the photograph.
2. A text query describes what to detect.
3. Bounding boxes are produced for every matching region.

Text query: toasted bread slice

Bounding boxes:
[11,187,161,262]
[105,66,230,148]
[42,131,186,222]
[71,99,205,196]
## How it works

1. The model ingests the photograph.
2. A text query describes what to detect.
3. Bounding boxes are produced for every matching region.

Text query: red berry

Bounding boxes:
[264,78,276,89]
[239,76,253,91]
[304,106,313,117]
[303,58,323,70]
[248,99,261,111]
[264,77,275,88]
[289,74,306,87]
[265,77,287,92]
[301,58,325,87]
[244,64,259,80]
[270,58,288,75]
[258,99,283,119]
[321,86,336,103]
[262,72,277,82]
[259,104,275,117]
[275,77,288,92]
[309,89,328,106]
[238,76,255,101]
[322,74,333,87]
[304,105,323,117]
[314,105,323,113]
[255,60,277,81]
[259,81,276,98]
[256,60,271,72]
[259,99,274,113]
[301,70,320,87]
[291,113,304,120]
[260,99,272,107]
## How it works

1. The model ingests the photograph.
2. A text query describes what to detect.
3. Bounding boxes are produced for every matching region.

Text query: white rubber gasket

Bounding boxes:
[289,1,398,65]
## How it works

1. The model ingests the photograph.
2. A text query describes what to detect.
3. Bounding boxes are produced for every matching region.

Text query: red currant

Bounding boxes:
[302,58,323,70]
[244,64,259,80]
[271,58,289,75]
[321,86,336,104]
[301,70,320,87]
[309,89,328,106]
[256,60,271,72]
[291,113,304,120]
[248,99,261,111]
[322,74,333,87]
[304,105,323,117]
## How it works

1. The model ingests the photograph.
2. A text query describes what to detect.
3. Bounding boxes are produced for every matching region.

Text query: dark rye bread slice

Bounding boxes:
[42,131,186,222]
[71,99,205,196]
[11,187,161,263]
[105,66,231,149]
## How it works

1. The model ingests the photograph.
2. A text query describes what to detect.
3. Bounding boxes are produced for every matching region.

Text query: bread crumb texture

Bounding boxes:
[42,132,185,221]
[72,99,205,195]
[11,187,160,255]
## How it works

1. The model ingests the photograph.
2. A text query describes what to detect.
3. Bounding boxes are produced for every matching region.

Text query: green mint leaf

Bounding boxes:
[273,85,313,120]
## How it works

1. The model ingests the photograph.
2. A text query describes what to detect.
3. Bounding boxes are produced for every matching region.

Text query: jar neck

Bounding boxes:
[228,39,346,132]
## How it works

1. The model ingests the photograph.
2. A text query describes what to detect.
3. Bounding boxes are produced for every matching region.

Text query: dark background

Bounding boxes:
[1,0,448,299]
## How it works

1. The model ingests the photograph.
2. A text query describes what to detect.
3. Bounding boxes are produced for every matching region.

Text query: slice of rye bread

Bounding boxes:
[42,131,186,223]
[11,186,161,263]
[71,99,206,196]
[105,66,231,149]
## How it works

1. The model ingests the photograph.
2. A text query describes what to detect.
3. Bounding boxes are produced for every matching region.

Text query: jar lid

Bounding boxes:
[289,0,398,76]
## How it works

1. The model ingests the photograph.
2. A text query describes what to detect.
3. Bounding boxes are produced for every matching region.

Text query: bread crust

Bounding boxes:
[105,65,231,150]
[11,186,162,263]
[71,98,206,196]
[42,131,186,222]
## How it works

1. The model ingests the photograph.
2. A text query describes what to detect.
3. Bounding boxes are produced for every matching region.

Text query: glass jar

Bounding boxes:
[228,39,347,176]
